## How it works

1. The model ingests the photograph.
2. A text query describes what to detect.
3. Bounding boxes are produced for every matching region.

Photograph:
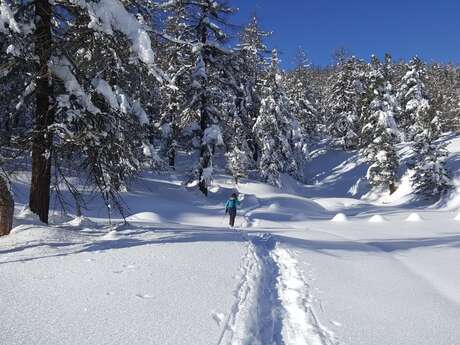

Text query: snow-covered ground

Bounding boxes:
[2,135,460,345]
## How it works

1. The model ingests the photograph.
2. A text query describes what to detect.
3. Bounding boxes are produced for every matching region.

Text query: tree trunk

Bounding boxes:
[0,176,14,236]
[198,100,210,196]
[389,181,396,195]
[29,0,54,224]
[168,147,176,168]
[197,17,210,196]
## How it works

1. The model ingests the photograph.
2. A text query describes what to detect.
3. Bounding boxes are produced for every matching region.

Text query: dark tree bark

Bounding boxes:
[197,16,211,197]
[389,181,396,195]
[198,88,211,196]
[29,0,54,224]
[0,176,14,236]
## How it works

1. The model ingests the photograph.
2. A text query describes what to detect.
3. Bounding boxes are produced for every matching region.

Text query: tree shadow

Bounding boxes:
[2,223,460,266]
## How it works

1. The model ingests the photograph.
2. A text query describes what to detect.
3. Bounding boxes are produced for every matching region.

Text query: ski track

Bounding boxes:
[217,233,338,345]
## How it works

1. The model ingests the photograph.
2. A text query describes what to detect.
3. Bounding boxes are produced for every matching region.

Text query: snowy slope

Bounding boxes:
[2,135,460,345]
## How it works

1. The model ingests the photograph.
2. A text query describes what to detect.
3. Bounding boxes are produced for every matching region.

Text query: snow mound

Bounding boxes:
[268,202,280,210]
[405,213,423,222]
[16,206,40,221]
[49,212,73,224]
[368,214,387,223]
[454,213,460,221]
[126,212,164,223]
[331,213,348,222]
[65,216,97,228]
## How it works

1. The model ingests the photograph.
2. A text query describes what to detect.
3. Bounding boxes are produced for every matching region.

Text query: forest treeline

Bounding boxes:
[0,0,458,226]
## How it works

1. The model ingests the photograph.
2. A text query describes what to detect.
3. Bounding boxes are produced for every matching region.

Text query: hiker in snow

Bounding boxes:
[225,193,241,227]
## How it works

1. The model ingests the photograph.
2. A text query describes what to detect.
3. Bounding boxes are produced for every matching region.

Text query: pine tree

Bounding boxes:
[1,0,162,222]
[410,95,452,198]
[397,57,430,141]
[179,0,236,196]
[254,50,308,186]
[235,15,271,162]
[225,115,251,184]
[325,56,365,149]
[426,63,460,132]
[363,55,400,194]
[156,2,193,168]
[285,47,319,136]
[411,119,452,198]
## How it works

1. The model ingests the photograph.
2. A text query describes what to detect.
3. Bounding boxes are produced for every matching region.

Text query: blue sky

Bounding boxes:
[232,0,460,68]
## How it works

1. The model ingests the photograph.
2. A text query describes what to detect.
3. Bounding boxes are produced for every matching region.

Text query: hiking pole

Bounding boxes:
[221,210,227,225]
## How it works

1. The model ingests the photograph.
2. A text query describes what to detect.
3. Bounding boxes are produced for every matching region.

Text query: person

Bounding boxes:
[225,193,241,227]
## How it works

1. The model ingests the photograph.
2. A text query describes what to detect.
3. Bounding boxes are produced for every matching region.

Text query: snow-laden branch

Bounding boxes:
[50,55,100,115]
[92,78,149,125]
[0,2,20,33]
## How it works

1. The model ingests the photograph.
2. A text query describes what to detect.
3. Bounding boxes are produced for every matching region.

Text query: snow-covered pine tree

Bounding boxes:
[178,0,236,196]
[363,55,400,194]
[397,56,431,141]
[253,49,308,186]
[325,56,365,149]
[426,63,460,132]
[285,47,319,136]
[235,14,271,162]
[225,113,252,184]
[1,0,162,222]
[156,2,194,169]
[411,117,452,198]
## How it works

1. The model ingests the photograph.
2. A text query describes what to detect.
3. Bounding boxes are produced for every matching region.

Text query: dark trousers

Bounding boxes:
[228,208,237,227]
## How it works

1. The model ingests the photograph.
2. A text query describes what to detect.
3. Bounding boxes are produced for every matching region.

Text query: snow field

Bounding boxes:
[218,233,336,345]
[4,134,460,344]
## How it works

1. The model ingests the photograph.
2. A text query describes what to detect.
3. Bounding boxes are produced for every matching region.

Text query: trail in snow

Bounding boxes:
[218,233,338,345]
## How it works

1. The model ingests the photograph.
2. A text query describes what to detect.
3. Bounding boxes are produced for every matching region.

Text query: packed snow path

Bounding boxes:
[218,233,337,345]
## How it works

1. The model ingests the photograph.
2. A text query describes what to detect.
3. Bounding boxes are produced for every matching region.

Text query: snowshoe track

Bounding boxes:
[217,233,338,345]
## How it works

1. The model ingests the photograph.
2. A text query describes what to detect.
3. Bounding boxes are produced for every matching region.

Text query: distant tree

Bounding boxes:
[325,56,365,149]
[397,57,430,141]
[285,47,319,136]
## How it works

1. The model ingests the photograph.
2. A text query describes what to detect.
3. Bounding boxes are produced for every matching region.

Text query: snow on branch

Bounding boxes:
[50,55,100,115]
[0,2,20,33]
[85,0,155,66]
[92,78,150,125]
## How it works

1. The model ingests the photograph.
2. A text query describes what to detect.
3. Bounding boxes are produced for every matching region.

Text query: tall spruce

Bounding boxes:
[286,47,319,136]
[178,0,236,196]
[254,50,308,186]
[325,56,365,149]
[363,55,400,194]
[406,58,452,198]
[397,57,430,141]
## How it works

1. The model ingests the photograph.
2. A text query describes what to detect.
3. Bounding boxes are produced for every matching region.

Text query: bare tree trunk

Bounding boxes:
[29,0,54,224]
[0,176,14,236]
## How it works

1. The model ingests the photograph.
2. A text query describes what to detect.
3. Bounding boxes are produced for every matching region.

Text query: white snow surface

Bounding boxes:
[3,134,460,344]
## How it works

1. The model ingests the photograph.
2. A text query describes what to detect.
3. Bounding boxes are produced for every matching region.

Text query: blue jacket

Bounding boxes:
[225,198,240,210]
